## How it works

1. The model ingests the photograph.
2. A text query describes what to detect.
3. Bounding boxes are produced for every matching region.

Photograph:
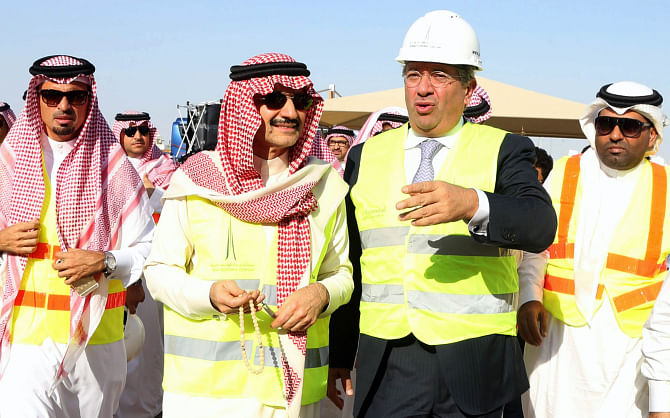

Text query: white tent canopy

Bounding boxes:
[321,77,587,139]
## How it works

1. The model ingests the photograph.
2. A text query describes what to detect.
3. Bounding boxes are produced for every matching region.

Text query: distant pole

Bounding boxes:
[328,84,335,99]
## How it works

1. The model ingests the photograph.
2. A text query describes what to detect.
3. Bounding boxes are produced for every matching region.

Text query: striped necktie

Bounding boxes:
[412,139,444,183]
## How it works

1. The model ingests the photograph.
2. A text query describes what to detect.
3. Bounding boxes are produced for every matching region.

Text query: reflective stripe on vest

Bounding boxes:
[15,289,125,310]
[165,334,328,369]
[544,274,663,314]
[362,283,516,314]
[235,280,278,306]
[362,226,513,257]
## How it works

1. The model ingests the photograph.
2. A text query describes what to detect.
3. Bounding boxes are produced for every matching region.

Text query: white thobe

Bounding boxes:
[0,136,154,418]
[521,149,666,417]
[145,154,352,418]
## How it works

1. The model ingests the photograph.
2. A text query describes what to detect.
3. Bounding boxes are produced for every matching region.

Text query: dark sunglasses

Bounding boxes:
[259,91,314,111]
[595,116,652,138]
[124,125,150,137]
[39,89,89,107]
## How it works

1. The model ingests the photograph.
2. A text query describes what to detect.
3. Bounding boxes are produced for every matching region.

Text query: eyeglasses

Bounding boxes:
[259,91,314,111]
[328,140,349,148]
[124,125,150,137]
[594,116,652,138]
[39,89,89,107]
[404,70,460,88]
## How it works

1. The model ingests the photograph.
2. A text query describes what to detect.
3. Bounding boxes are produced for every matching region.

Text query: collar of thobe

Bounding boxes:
[253,151,289,185]
[405,118,463,150]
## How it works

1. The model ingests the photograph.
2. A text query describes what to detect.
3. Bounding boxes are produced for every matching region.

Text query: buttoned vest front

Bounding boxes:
[544,155,670,337]
[162,168,343,406]
[352,123,519,345]
[11,157,126,345]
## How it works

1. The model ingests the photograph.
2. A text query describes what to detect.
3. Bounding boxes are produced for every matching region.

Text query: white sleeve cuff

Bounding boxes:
[188,279,227,319]
[468,188,489,236]
[649,380,670,412]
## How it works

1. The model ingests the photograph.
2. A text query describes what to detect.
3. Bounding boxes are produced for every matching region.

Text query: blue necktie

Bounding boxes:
[412,140,444,183]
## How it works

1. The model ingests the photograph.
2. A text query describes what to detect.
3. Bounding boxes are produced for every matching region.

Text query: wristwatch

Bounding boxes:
[103,251,117,276]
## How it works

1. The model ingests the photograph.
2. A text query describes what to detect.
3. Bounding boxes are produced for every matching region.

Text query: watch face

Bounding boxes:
[106,252,117,272]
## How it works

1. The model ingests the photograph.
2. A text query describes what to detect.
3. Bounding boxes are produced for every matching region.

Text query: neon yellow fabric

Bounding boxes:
[544,157,670,338]
[352,123,518,345]
[163,195,337,406]
[11,157,124,345]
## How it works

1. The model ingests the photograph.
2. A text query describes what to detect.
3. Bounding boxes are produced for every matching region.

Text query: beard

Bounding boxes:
[52,125,76,136]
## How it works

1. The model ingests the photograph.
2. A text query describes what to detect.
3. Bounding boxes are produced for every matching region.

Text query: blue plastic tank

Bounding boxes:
[171,118,188,159]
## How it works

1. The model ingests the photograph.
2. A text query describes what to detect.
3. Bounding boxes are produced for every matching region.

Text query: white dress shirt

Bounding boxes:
[405,120,489,235]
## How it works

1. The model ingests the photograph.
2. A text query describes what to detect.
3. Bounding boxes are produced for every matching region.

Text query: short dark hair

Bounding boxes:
[534,147,553,184]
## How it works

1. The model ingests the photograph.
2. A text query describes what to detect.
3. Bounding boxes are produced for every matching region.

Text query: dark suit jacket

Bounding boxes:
[329,124,557,416]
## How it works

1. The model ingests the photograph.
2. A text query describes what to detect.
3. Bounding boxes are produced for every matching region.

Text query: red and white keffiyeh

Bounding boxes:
[0,56,144,389]
[112,112,178,188]
[310,130,343,177]
[464,84,493,124]
[350,106,409,149]
[180,52,324,414]
[0,103,16,131]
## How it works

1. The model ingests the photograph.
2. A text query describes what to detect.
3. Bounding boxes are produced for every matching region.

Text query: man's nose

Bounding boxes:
[280,97,298,119]
[56,96,72,111]
[417,72,434,96]
[610,124,624,142]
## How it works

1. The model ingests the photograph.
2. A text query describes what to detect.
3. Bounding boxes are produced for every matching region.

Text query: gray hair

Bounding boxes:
[401,64,476,88]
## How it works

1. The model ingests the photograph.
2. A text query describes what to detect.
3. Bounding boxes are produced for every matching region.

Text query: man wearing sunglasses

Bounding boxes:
[113,111,178,208]
[325,126,355,165]
[327,10,556,418]
[0,55,154,418]
[0,102,16,144]
[112,111,177,418]
[519,81,670,418]
[144,53,352,418]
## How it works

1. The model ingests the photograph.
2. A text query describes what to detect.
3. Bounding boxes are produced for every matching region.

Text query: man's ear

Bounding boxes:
[463,78,477,107]
[648,126,659,151]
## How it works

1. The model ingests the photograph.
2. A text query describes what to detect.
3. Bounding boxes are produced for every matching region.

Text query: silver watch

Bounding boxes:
[103,251,117,275]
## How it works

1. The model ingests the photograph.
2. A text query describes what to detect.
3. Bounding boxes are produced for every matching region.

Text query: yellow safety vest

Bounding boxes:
[544,155,670,337]
[162,167,343,406]
[352,123,519,345]
[11,158,126,345]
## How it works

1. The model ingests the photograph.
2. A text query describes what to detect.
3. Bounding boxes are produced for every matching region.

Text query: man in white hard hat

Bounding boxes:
[328,10,556,418]
[519,81,670,417]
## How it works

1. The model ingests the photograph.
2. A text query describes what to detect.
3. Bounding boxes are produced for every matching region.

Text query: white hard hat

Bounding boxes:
[396,10,482,70]
[124,313,145,362]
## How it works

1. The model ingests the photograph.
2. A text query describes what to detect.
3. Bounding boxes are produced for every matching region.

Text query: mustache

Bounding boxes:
[53,109,75,118]
[270,117,300,128]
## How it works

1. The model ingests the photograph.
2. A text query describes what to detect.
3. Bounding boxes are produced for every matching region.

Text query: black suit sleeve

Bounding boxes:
[474,133,557,253]
[329,143,363,369]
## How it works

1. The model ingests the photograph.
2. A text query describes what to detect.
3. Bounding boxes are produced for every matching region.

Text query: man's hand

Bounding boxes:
[0,220,40,255]
[327,368,354,410]
[142,174,155,197]
[125,281,145,314]
[271,283,329,332]
[209,280,265,314]
[53,249,105,285]
[396,181,478,226]
[517,300,549,346]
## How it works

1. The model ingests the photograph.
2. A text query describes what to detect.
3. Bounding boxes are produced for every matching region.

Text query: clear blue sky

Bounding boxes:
[3,1,669,160]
